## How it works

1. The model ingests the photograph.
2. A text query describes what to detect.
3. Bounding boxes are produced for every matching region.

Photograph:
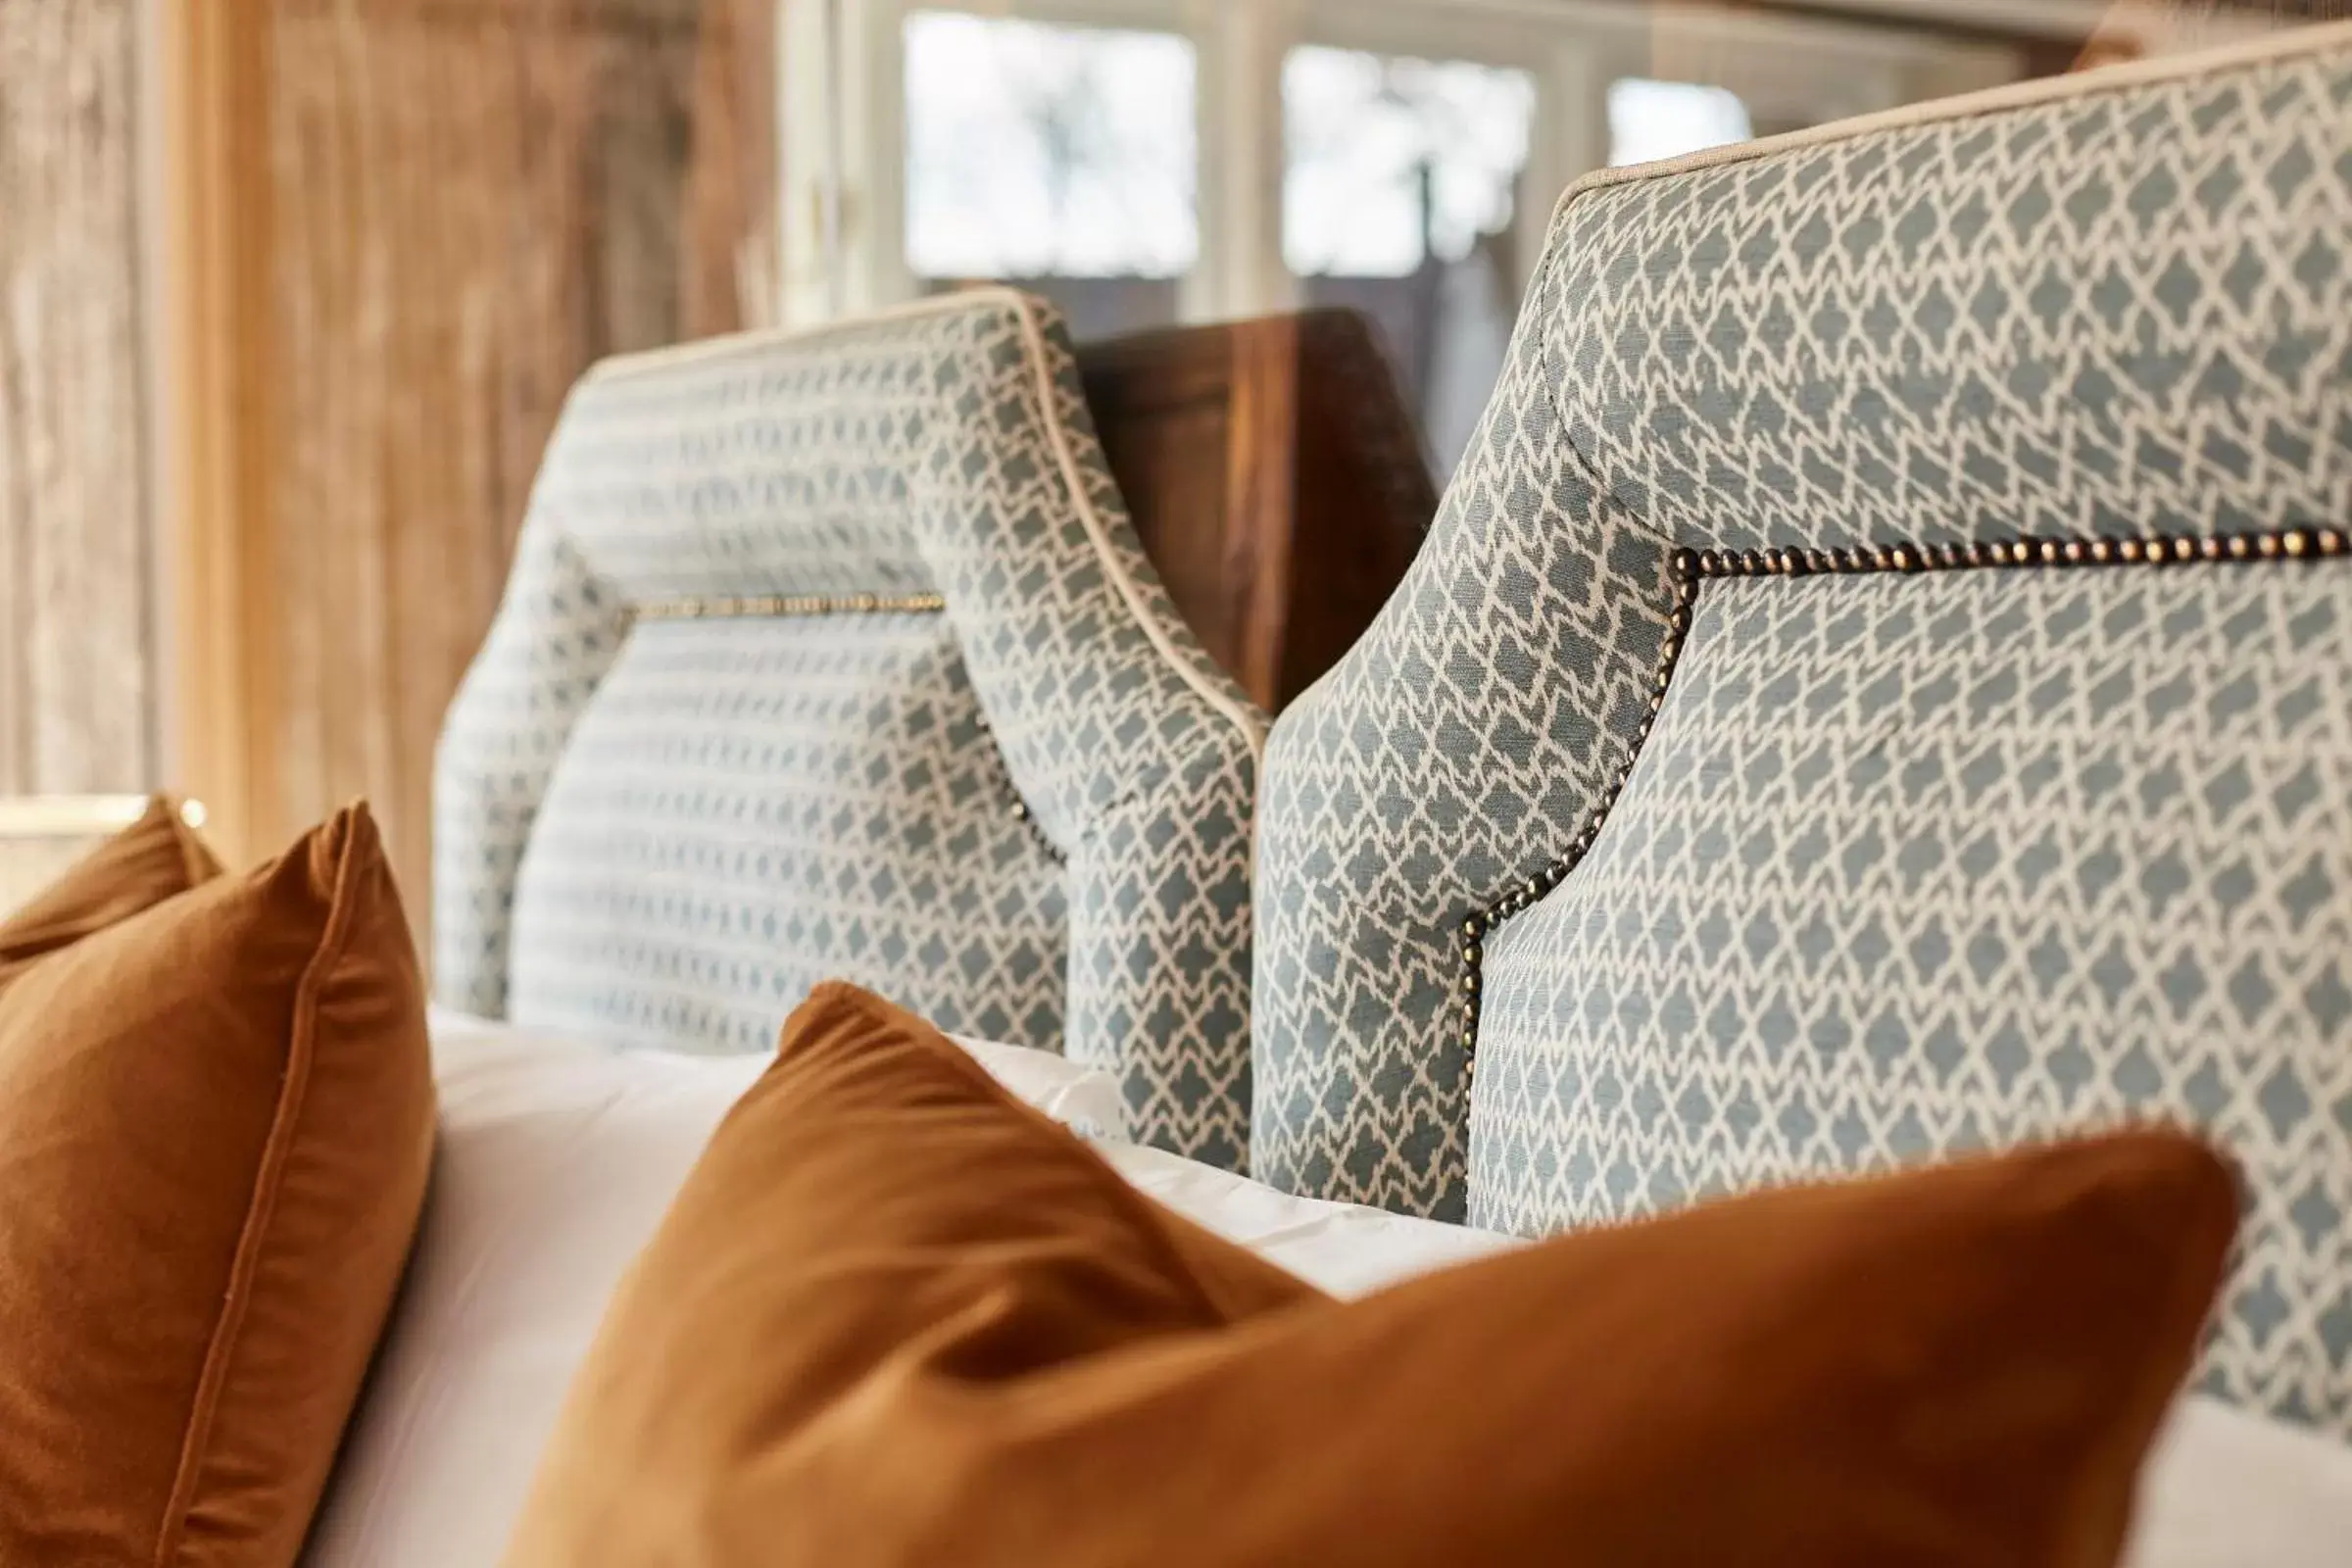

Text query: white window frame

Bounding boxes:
[778,0,2021,330]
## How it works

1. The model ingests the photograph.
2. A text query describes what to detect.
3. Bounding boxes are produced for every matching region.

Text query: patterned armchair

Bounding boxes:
[1252,27,2352,1434]
[434,291,1264,1167]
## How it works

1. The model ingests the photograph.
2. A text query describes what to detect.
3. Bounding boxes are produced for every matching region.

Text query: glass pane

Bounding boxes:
[1283,44,1536,481]
[1608,78,1754,168]
[904,10,1197,336]
[1282,45,1536,279]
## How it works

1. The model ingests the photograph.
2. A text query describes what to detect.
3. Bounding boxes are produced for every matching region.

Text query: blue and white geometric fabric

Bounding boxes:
[1252,24,2352,1434]
[434,290,1265,1167]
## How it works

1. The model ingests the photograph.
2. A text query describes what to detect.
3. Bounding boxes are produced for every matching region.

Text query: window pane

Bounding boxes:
[1608,78,1753,168]
[1283,45,1536,279]
[1283,44,1535,482]
[904,11,1197,297]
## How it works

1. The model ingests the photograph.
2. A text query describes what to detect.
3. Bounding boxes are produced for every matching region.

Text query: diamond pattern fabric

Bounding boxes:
[507,616,1068,1053]
[435,291,1264,1166]
[1474,565,2352,1432]
[1252,25,2352,1433]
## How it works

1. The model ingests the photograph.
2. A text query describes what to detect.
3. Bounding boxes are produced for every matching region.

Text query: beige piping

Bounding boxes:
[997,290,1268,760]
[584,287,1025,383]
[583,287,1267,766]
[1554,19,2352,220]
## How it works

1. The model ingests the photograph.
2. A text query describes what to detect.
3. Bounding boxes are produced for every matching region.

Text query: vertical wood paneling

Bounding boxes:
[158,0,279,870]
[164,0,774,936]
[0,0,153,795]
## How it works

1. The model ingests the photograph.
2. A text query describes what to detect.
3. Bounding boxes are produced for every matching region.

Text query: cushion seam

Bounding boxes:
[848,989,1318,1325]
[151,824,364,1566]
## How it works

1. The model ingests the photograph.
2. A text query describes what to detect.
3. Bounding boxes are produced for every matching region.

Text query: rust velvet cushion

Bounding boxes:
[506,981,2236,1568]
[0,795,221,986]
[0,802,436,1566]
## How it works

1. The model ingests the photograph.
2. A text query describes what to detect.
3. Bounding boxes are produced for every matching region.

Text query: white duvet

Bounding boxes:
[305,1015,2352,1566]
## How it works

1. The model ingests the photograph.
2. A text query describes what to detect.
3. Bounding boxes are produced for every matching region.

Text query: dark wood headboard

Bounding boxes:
[1077,309,1437,714]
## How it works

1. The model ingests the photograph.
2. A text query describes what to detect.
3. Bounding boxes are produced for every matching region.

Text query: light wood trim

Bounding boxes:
[0,796,206,840]
[154,0,275,866]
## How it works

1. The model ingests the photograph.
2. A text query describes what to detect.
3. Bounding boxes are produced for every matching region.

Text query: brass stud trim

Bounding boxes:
[628,588,1062,848]
[1004,785,1063,862]
[1454,523,2344,1083]
[967,710,1062,865]
[629,590,1054,846]
[634,591,948,621]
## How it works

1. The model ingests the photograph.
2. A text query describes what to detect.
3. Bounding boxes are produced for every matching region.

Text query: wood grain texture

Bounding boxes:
[1079,310,1437,714]
[160,0,277,871]
[163,0,773,932]
[0,0,153,796]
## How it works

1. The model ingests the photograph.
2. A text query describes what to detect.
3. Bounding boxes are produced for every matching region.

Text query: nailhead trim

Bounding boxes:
[973,710,1064,865]
[1004,788,1060,861]
[631,586,1057,857]
[1453,524,2348,1082]
[635,591,948,621]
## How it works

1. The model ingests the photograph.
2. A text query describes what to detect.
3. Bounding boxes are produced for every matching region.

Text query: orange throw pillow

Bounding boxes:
[508,982,2235,1568]
[0,803,435,1566]
[0,794,221,985]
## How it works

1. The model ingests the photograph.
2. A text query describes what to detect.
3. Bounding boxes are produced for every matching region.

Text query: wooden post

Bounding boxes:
[154,0,276,865]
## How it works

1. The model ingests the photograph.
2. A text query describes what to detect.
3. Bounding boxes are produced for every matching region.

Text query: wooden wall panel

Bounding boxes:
[166,0,774,937]
[0,0,153,795]
[1078,311,1437,714]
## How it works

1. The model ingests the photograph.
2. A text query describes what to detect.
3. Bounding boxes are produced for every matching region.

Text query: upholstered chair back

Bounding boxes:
[1253,27,2352,1433]
[436,292,1263,1166]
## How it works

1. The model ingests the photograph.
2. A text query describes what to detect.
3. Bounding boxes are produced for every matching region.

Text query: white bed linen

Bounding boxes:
[306,1012,1123,1566]
[305,1014,2352,1567]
